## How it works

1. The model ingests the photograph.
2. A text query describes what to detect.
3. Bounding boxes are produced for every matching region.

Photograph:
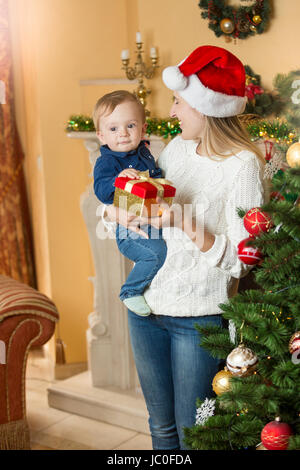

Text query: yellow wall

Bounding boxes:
[8,0,300,365]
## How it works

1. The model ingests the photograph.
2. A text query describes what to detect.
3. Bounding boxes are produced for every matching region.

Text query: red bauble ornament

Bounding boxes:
[261,417,293,450]
[243,207,273,237]
[237,238,263,265]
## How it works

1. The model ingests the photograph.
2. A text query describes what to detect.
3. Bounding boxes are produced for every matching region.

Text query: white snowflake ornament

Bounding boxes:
[263,151,284,180]
[195,398,216,425]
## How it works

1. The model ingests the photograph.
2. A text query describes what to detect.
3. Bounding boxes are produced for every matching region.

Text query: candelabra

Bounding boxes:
[121,32,159,116]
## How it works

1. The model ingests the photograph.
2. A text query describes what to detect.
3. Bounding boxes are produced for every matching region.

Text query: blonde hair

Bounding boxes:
[93,90,146,131]
[199,114,265,165]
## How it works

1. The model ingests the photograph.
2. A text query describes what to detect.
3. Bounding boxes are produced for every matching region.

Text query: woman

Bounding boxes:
[104,45,267,450]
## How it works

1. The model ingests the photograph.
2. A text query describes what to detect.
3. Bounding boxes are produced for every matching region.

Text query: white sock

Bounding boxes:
[123,295,151,316]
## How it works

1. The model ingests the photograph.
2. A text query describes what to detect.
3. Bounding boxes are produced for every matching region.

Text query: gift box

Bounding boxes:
[113,170,176,217]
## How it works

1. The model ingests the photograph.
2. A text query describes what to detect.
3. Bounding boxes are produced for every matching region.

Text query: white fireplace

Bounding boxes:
[47,132,166,433]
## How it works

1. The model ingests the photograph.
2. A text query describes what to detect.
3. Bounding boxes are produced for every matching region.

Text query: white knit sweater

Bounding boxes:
[141,135,268,317]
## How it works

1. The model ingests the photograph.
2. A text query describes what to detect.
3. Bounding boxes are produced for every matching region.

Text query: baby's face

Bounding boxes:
[98,101,146,153]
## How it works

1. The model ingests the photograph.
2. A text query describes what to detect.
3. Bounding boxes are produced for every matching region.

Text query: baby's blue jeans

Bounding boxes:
[116,223,167,301]
[127,309,222,450]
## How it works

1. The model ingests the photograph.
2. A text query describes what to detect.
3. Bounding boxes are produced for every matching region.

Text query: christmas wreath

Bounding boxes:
[198,0,271,40]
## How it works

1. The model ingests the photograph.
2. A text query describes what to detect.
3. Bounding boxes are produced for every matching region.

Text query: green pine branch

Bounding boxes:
[195,324,233,358]
[288,435,300,450]
[273,70,300,132]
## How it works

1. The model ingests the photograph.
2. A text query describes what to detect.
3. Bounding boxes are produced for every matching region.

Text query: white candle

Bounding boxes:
[150,47,157,58]
[136,31,142,43]
[121,49,130,60]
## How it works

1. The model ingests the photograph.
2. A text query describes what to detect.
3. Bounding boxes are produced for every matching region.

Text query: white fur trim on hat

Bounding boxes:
[163,70,247,118]
[162,66,187,91]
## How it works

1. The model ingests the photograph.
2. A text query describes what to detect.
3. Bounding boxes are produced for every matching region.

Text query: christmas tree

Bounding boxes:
[244,65,284,118]
[184,161,300,450]
[273,70,300,133]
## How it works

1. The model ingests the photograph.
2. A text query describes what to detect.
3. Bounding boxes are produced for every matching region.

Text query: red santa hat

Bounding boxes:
[162,45,247,118]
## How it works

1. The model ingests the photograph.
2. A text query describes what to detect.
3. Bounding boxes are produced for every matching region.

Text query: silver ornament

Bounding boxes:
[226,343,258,376]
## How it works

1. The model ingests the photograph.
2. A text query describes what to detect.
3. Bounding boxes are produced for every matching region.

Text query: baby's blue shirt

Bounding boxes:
[93,140,163,204]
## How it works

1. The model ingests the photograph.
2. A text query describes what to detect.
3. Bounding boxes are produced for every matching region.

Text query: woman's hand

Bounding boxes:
[117,168,140,179]
[105,204,149,239]
[139,197,183,230]
[139,197,215,251]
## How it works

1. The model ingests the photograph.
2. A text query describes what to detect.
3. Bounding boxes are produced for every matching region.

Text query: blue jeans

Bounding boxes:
[127,309,222,450]
[116,223,167,301]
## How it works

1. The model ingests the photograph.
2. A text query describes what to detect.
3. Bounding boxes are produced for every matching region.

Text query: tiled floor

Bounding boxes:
[26,377,152,450]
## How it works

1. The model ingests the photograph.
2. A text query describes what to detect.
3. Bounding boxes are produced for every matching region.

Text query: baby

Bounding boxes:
[93,90,167,316]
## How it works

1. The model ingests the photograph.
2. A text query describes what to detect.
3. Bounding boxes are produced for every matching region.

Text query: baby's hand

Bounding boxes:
[118,168,140,179]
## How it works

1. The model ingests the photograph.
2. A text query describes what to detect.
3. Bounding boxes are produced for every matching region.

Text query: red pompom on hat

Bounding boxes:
[162,45,247,118]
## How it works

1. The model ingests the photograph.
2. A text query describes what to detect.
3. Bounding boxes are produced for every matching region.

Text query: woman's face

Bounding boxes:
[169,92,206,140]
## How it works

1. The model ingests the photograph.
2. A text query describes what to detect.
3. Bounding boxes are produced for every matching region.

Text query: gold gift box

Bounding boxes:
[113,170,176,217]
[114,187,174,217]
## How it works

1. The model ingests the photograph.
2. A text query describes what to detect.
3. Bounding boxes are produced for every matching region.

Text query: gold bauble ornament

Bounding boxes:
[286,142,300,168]
[220,18,235,34]
[226,344,258,377]
[250,24,257,32]
[253,15,262,25]
[212,368,232,395]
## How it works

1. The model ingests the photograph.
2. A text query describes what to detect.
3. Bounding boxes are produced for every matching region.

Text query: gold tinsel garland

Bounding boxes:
[66,115,298,148]
[246,119,298,146]
[66,115,181,139]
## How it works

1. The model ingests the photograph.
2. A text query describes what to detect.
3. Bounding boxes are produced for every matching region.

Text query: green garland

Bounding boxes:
[198,0,271,40]
[66,115,182,139]
[66,115,95,132]
[246,119,299,150]
[65,114,298,146]
[145,117,181,139]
